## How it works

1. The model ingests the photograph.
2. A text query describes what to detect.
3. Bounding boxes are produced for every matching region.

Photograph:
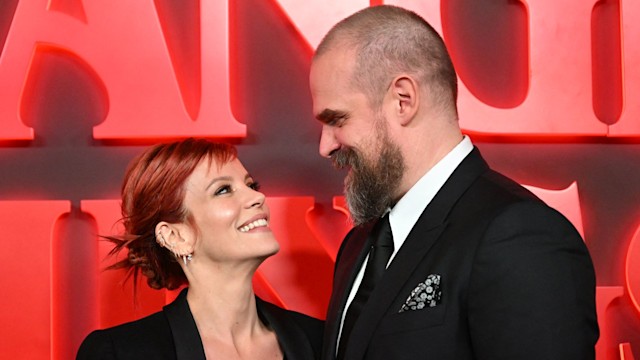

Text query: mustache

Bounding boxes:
[331,147,360,170]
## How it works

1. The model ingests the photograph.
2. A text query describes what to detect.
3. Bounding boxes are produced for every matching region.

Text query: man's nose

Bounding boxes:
[319,125,340,158]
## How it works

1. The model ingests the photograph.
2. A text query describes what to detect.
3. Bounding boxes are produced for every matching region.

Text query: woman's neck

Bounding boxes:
[186,265,262,338]
[184,263,282,359]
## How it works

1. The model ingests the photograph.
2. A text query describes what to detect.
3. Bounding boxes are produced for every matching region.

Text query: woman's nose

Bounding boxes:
[246,187,265,208]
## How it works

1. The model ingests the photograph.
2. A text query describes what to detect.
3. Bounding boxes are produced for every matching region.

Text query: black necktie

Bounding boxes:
[337,214,393,359]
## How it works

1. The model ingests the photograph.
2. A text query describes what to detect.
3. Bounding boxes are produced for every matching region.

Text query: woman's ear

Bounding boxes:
[155,222,175,249]
[155,221,195,260]
[386,75,419,126]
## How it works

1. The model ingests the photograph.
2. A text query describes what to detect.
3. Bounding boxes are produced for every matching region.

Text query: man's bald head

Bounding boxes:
[314,5,458,113]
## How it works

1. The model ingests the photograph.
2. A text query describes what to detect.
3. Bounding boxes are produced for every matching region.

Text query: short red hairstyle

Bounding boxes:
[107,138,237,290]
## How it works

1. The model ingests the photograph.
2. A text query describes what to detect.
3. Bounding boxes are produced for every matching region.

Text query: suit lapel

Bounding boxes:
[165,290,317,360]
[344,148,489,359]
[163,288,207,360]
[257,298,316,359]
[344,223,448,359]
[323,222,375,360]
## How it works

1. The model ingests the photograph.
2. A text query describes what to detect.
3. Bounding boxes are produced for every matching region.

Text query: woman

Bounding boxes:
[77,138,323,359]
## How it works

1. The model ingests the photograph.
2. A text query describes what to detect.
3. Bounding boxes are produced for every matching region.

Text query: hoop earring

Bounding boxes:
[156,232,165,246]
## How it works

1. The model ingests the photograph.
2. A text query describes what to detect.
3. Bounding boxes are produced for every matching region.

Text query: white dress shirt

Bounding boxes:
[336,136,474,351]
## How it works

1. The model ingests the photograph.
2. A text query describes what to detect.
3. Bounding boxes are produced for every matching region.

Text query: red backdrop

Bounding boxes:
[0,0,638,359]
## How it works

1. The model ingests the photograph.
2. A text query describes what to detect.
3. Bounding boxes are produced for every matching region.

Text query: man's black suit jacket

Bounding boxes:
[77,288,323,359]
[323,148,598,360]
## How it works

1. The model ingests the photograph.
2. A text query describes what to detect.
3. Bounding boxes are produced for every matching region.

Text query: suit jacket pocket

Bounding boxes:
[378,302,447,335]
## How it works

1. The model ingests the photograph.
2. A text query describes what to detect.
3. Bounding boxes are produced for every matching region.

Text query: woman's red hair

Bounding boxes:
[107,138,237,290]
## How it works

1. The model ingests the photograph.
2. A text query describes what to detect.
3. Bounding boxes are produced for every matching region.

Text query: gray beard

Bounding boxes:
[332,137,405,225]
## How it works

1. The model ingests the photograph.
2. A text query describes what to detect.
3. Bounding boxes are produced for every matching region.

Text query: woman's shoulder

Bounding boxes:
[76,310,174,360]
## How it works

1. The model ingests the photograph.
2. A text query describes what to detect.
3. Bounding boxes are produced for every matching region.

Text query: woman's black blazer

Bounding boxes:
[77,288,323,359]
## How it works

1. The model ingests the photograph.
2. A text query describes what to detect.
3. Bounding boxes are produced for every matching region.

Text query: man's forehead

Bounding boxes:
[310,53,355,94]
[312,46,356,75]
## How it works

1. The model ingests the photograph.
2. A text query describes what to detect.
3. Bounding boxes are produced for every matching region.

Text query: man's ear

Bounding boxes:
[155,221,195,257]
[386,75,419,126]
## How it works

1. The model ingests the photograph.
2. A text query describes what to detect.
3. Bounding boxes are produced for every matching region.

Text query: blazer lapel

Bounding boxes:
[323,222,375,360]
[165,290,318,360]
[163,288,207,360]
[343,223,448,359]
[344,148,489,359]
[257,298,316,359]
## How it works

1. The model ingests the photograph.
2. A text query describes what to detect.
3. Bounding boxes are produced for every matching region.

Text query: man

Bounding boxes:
[309,5,598,360]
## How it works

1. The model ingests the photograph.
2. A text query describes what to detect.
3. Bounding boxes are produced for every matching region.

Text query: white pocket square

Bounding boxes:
[399,274,442,312]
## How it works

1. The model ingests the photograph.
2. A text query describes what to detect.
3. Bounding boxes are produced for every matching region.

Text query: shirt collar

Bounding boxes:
[388,136,473,257]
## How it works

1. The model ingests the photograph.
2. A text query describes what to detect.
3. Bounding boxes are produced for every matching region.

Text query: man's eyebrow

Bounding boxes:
[316,109,349,125]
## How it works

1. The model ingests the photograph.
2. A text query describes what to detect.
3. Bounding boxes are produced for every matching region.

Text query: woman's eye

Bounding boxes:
[248,181,261,191]
[214,185,232,196]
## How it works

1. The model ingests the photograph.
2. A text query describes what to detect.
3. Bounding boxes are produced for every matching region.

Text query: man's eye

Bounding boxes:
[328,116,346,127]
[214,185,232,196]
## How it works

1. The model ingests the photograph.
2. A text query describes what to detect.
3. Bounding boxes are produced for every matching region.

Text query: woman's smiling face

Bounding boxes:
[181,157,279,265]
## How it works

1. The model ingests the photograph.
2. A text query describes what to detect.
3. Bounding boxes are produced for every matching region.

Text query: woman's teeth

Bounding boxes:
[239,218,268,232]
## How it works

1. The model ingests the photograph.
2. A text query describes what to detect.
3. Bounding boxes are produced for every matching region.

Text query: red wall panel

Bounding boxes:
[0,201,69,359]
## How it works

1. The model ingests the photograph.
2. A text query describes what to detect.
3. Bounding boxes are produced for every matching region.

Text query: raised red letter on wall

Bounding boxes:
[389,0,607,136]
[0,0,244,141]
